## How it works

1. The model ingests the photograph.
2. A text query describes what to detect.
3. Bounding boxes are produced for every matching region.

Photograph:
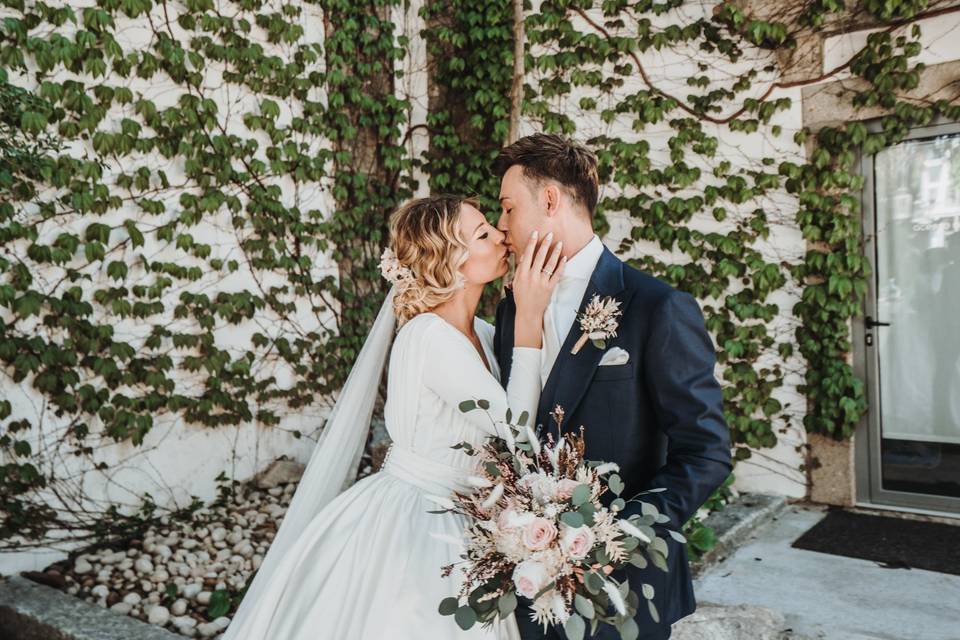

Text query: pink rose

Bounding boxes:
[560,524,595,560]
[522,517,558,551]
[512,560,550,599]
[555,479,580,501]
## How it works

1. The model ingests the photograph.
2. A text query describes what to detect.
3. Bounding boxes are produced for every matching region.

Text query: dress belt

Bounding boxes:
[381,444,474,496]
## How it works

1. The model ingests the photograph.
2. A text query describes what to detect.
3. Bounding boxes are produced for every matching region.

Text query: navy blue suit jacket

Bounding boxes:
[493,247,733,640]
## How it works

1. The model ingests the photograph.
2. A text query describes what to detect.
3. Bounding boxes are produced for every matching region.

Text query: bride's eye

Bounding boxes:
[479,232,489,239]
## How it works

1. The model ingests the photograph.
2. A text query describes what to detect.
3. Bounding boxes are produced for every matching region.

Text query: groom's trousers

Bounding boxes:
[514,597,673,640]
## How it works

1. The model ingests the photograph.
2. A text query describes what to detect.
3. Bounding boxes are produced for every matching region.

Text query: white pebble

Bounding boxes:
[173,615,198,629]
[134,557,154,573]
[171,598,188,616]
[182,583,202,599]
[147,604,170,626]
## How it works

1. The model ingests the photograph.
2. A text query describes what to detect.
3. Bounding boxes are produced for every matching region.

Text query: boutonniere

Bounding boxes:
[571,294,622,354]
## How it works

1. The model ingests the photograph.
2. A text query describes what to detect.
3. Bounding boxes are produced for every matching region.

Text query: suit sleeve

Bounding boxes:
[629,290,733,528]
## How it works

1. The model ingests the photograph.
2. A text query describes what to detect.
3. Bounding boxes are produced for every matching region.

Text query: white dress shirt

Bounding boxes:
[541,235,604,385]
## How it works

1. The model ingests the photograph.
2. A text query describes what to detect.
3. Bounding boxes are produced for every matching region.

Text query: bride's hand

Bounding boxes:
[512,231,565,348]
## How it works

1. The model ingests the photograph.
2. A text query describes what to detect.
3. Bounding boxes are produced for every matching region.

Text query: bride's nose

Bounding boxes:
[493,227,506,243]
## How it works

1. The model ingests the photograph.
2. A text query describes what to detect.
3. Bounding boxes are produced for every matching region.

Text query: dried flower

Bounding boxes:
[379,247,416,286]
[439,401,679,634]
[571,294,622,354]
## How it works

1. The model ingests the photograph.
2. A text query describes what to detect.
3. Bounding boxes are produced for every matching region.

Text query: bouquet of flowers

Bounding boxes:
[434,402,685,640]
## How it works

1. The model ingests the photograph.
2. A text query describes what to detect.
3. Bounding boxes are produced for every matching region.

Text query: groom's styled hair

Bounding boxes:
[493,134,599,218]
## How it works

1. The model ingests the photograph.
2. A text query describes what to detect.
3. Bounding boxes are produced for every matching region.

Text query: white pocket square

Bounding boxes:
[598,347,630,366]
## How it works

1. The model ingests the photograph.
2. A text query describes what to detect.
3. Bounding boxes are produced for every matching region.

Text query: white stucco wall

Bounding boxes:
[0,1,338,573]
[4,2,960,574]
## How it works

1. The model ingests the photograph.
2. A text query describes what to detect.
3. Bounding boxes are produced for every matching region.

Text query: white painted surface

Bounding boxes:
[5,2,960,573]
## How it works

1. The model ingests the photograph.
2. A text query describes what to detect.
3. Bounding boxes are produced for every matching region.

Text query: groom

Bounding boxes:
[492,134,733,640]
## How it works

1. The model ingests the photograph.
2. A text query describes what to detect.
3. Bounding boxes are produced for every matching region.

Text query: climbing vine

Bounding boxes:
[521,0,960,452]
[2,0,959,554]
[0,0,408,545]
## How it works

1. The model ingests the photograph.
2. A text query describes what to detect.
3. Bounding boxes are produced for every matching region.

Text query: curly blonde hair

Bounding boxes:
[387,195,477,325]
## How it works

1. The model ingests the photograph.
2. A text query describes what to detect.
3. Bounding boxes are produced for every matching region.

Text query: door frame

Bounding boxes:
[854,116,960,517]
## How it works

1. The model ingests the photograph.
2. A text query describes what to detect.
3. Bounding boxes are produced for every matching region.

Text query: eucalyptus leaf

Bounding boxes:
[620,617,639,640]
[585,571,604,595]
[564,613,585,640]
[560,511,584,528]
[649,549,669,572]
[628,552,648,569]
[498,591,517,617]
[574,593,595,619]
[571,483,591,506]
[608,474,625,495]
[439,597,459,616]
[651,536,669,558]
[454,605,477,630]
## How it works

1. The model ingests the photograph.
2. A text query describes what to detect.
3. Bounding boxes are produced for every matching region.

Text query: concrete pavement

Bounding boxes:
[693,503,960,640]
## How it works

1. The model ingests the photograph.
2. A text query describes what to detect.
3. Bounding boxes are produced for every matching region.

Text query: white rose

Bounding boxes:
[520,472,558,503]
[495,529,527,561]
[559,523,595,560]
[512,560,551,600]
[498,508,536,531]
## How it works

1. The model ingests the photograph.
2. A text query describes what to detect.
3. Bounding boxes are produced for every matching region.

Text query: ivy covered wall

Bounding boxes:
[3,0,960,566]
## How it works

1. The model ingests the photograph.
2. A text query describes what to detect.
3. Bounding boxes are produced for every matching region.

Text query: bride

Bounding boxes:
[222,195,565,639]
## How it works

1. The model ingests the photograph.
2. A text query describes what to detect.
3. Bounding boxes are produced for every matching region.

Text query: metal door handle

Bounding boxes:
[865,316,891,328]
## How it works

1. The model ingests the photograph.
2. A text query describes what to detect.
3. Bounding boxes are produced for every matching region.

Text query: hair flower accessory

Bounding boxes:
[379,247,416,286]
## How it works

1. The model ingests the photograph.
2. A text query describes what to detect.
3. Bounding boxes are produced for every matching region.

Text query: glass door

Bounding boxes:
[858,120,960,515]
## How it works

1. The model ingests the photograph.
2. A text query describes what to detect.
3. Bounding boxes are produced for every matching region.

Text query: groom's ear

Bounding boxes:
[543,183,561,217]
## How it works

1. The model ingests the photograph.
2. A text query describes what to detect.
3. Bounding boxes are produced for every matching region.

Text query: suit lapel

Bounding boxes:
[498,291,516,385]
[537,247,627,436]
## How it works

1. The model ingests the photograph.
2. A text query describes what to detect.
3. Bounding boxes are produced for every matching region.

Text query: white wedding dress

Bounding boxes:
[222,311,540,640]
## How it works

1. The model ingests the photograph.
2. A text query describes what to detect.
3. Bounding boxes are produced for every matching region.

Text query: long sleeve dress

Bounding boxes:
[221,312,540,640]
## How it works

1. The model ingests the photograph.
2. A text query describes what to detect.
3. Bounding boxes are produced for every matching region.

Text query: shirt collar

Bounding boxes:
[562,235,603,281]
